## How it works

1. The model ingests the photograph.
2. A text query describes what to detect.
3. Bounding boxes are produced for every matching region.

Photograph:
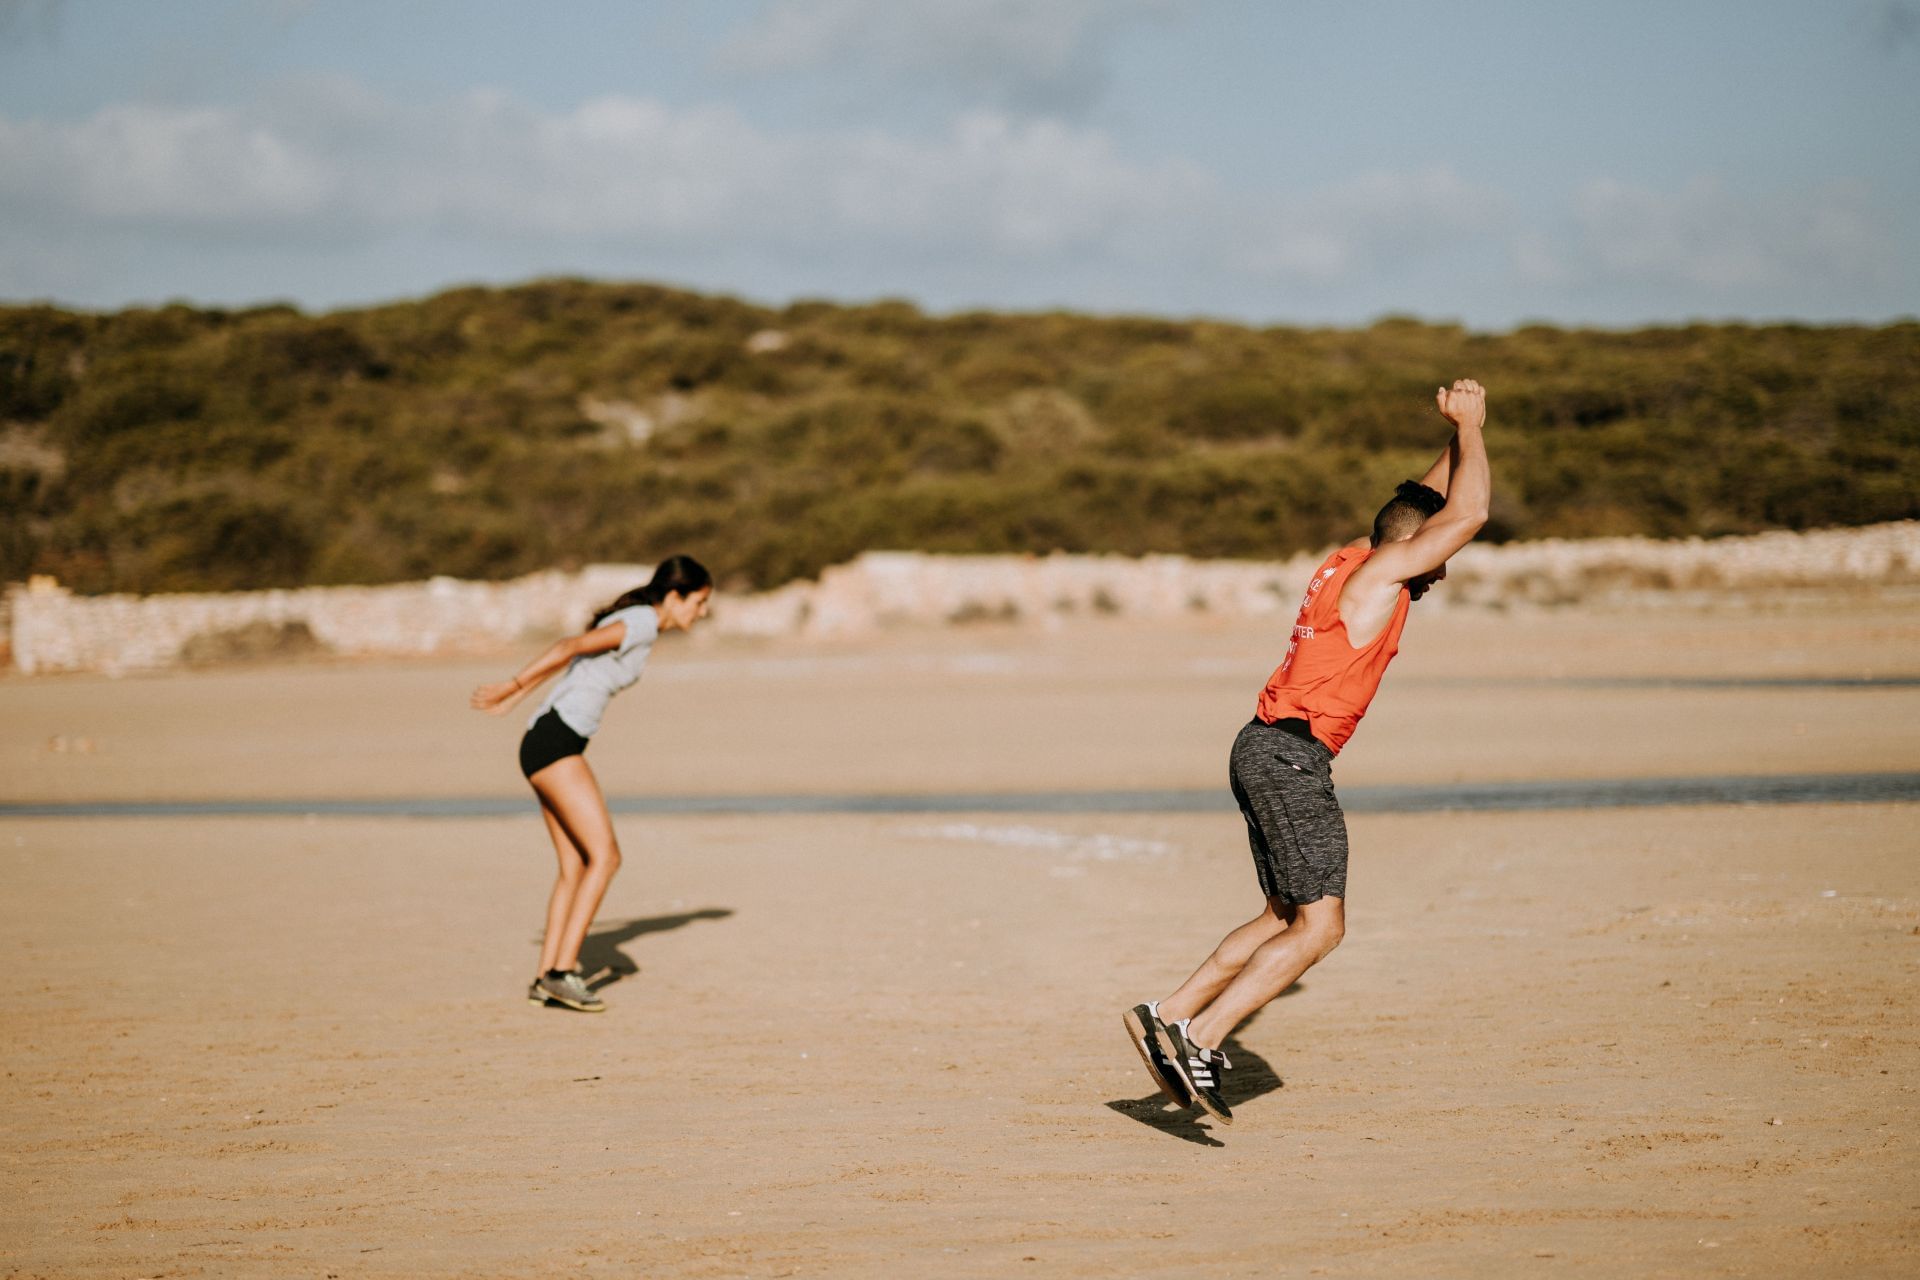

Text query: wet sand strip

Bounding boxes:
[4,770,1916,819]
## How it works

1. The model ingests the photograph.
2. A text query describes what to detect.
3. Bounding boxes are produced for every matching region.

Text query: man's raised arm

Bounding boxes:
[1365,380,1491,583]
[1417,425,1461,496]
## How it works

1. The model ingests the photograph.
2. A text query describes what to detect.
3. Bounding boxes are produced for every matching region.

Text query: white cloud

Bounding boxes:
[20,79,1896,327]
[1517,175,1893,294]
[0,104,332,225]
[2,83,1493,287]
[716,0,1178,112]
[1242,169,1509,281]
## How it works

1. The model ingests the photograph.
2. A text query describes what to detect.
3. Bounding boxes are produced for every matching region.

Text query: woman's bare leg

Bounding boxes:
[1157,899,1294,1023]
[529,756,623,973]
[535,794,588,975]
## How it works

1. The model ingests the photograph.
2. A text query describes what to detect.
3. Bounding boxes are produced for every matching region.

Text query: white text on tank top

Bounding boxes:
[1279,562,1342,679]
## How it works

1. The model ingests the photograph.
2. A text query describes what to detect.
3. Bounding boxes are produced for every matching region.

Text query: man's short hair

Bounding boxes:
[1371,480,1447,546]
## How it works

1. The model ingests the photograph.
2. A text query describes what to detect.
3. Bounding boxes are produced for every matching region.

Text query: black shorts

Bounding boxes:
[519,708,588,778]
[1228,718,1350,905]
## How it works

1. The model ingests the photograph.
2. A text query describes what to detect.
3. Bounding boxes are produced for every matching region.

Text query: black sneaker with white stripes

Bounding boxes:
[1155,1017,1233,1124]
[1122,1001,1193,1107]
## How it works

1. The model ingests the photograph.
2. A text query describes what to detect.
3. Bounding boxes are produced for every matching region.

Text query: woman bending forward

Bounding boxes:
[469,554,712,1011]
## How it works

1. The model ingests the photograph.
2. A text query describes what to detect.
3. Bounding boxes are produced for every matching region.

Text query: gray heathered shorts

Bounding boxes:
[1229,718,1349,905]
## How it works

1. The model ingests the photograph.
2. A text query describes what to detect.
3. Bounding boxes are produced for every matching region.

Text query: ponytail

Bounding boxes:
[591,554,712,628]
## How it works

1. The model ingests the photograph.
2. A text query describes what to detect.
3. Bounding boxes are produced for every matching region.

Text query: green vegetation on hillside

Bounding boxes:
[2,281,1915,594]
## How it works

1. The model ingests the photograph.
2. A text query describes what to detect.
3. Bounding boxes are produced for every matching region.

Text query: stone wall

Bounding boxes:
[7,567,646,677]
[1439,521,1920,605]
[8,521,1917,675]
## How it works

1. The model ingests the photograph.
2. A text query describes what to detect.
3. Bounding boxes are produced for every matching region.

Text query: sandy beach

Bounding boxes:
[3,600,1917,1277]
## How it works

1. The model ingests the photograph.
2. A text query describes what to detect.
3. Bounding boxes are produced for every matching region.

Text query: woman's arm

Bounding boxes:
[468,620,629,716]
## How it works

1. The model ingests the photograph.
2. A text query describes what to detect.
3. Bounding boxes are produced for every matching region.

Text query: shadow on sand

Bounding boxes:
[561,908,733,991]
[1105,999,1291,1145]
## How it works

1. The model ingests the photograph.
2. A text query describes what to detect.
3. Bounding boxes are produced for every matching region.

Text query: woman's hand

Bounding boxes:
[472,637,573,714]
[470,680,526,715]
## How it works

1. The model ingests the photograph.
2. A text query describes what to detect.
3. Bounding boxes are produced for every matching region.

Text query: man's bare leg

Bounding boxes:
[1157,899,1294,1024]
[1186,896,1344,1049]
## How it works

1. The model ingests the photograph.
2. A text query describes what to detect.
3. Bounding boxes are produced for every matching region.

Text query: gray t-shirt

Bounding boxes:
[529,605,659,737]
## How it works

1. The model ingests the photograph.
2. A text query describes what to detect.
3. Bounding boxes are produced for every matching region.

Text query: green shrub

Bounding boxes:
[2,284,1914,595]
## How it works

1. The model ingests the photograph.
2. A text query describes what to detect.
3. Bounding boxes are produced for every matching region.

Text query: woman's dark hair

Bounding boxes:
[591,554,712,627]
[1370,480,1448,546]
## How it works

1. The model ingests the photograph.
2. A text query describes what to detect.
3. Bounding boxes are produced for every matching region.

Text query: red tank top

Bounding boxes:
[1254,545,1410,755]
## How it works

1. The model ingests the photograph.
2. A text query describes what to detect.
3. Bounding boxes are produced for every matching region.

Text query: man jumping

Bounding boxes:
[1124,378,1491,1125]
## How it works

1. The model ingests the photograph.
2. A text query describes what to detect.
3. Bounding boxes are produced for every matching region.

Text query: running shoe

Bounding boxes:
[532,970,605,1013]
[1155,1018,1232,1124]
[1123,1001,1193,1107]
[563,969,606,1011]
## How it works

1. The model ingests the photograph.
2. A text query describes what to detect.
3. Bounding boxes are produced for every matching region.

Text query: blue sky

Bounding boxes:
[1,0,1915,327]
